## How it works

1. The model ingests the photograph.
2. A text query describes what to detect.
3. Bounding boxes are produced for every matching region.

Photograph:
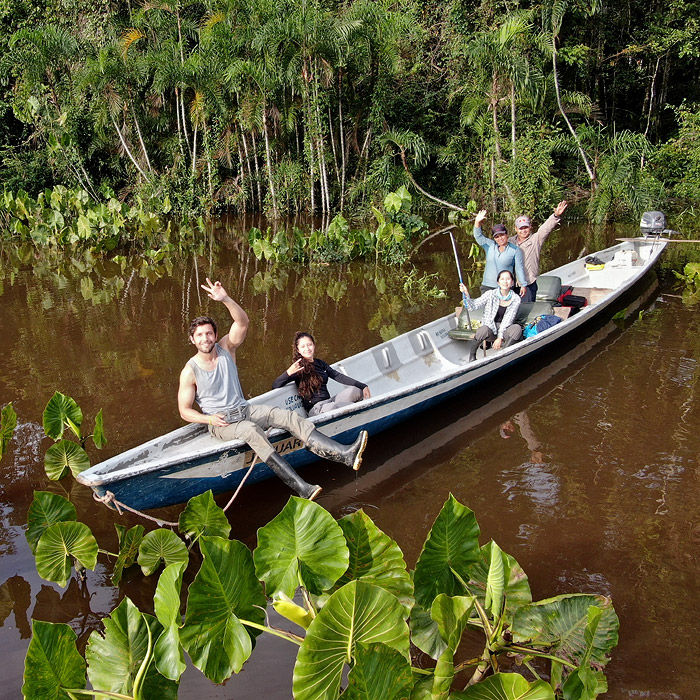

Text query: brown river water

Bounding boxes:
[1,220,698,698]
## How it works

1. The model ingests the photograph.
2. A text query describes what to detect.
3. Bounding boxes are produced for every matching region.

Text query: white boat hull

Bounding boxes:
[76,236,666,510]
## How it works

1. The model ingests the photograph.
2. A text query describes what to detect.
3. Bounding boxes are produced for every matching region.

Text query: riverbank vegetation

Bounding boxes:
[1,0,699,228]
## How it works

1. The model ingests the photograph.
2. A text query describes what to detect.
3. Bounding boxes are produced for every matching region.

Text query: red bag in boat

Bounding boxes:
[557,286,587,308]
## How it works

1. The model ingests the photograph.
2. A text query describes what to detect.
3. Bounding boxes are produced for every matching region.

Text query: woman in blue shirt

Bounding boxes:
[472,209,527,295]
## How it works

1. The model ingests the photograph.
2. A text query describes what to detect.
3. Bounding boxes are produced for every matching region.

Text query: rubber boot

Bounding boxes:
[466,340,478,362]
[306,429,369,472]
[266,451,322,500]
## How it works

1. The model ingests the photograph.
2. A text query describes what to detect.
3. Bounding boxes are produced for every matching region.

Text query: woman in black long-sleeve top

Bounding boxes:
[272,331,371,415]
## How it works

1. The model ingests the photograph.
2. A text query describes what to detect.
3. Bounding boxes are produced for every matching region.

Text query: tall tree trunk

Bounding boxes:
[510,83,517,160]
[191,123,198,175]
[304,88,316,213]
[338,72,347,210]
[237,135,250,207]
[250,130,263,210]
[111,114,148,179]
[328,104,340,189]
[552,38,596,183]
[130,101,152,172]
[643,56,661,140]
[175,88,185,158]
[180,90,191,155]
[490,76,514,207]
[262,106,278,217]
[204,119,213,200]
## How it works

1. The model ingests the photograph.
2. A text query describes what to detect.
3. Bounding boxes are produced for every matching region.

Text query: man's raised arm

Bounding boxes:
[201,277,249,351]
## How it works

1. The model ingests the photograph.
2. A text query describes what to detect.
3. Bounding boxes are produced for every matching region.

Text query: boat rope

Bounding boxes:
[92,463,257,526]
[93,490,179,528]
[221,463,256,512]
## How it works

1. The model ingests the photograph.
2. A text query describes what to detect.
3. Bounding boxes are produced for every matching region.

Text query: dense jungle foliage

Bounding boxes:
[0,0,699,224]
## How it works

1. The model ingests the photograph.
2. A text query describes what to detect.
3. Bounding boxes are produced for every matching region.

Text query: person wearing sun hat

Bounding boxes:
[510,200,568,302]
[472,209,527,295]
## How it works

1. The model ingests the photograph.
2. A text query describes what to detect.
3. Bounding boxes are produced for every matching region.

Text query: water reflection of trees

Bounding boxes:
[0,576,31,639]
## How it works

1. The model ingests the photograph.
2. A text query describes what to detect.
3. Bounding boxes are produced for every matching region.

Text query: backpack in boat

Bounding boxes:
[557,286,587,309]
[524,314,562,338]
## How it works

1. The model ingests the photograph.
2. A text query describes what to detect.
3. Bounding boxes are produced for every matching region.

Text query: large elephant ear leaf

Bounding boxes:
[293,580,410,700]
[561,606,609,700]
[340,642,414,700]
[413,494,481,609]
[26,492,77,555]
[512,594,619,669]
[253,497,348,597]
[92,409,107,449]
[1,402,17,458]
[180,537,267,683]
[431,594,475,651]
[86,597,178,700]
[35,521,98,588]
[409,599,446,660]
[138,528,188,577]
[332,509,414,614]
[452,672,555,700]
[178,490,231,542]
[43,392,82,441]
[469,541,531,622]
[153,562,187,681]
[112,523,145,586]
[44,439,91,480]
[22,620,87,700]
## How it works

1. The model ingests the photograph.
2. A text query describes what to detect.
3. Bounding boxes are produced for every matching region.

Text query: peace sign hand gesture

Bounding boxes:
[201,277,229,302]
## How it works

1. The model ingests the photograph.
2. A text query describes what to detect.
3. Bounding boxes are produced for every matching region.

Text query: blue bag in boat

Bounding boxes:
[524,314,562,338]
[535,314,562,332]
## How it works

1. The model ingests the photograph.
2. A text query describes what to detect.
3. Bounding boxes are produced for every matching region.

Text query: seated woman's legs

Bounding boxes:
[466,325,496,362]
[501,323,523,348]
[310,386,362,415]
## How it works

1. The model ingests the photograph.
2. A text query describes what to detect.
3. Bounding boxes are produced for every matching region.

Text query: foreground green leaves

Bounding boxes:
[254,497,349,597]
[181,537,266,682]
[0,402,17,458]
[86,597,178,699]
[293,581,410,700]
[42,392,83,441]
[22,621,86,700]
[138,529,188,576]
[24,491,620,699]
[413,494,481,608]
[35,521,98,588]
[178,490,231,542]
[453,673,555,700]
[44,439,90,480]
[26,492,77,555]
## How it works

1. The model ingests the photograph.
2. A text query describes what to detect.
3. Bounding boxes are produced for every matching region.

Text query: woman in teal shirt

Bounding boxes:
[472,209,527,295]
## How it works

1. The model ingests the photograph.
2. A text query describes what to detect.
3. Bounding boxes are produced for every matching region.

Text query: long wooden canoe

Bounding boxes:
[76,234,667,511]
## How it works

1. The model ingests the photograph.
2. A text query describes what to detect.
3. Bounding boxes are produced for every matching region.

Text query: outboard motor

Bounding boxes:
[640,211,666,236]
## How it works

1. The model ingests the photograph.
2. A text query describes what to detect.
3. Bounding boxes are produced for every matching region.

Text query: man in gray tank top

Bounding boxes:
[178,277,368,500]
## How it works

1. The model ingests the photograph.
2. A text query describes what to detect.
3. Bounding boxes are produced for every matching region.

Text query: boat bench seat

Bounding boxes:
[535,275,562,302]
[516,301,554,324]
[447,301,553,341]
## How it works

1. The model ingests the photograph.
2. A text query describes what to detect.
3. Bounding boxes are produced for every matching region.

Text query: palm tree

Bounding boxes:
[457,10,543,207]
[6,26,98,197]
